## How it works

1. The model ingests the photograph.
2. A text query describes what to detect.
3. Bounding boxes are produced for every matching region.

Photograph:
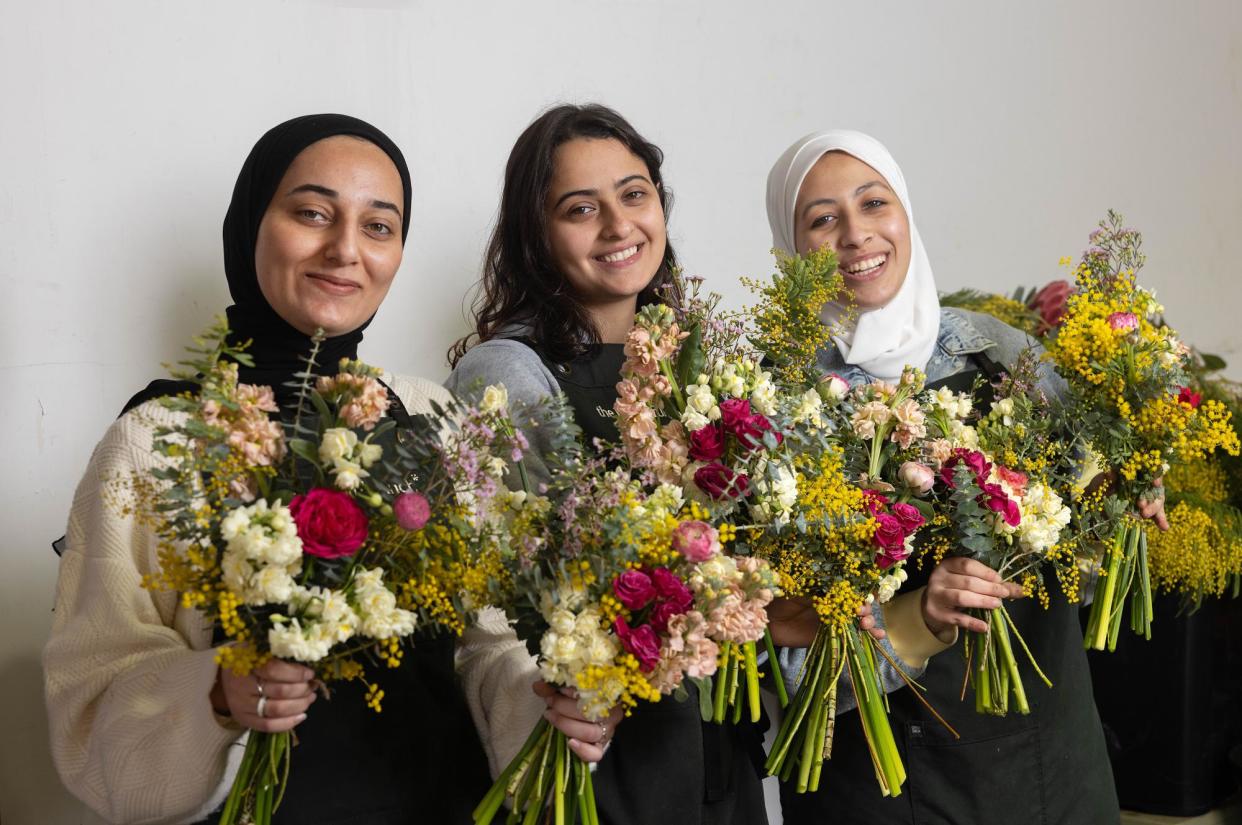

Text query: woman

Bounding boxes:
[766,130,1121,824]
[42,114,496,824]
[448,103,771,825]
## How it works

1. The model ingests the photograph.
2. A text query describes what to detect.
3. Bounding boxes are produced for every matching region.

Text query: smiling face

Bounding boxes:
[544,137,667,316]
[793,151,911,310]
[254,135,405,337]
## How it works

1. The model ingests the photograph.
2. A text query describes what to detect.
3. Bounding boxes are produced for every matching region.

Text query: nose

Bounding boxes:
[838,213,873,250]
[323,221,360,265]
[600,203,634,240]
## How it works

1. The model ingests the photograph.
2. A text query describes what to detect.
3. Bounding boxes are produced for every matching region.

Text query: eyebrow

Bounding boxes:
[553,174,651,209]
[799,180,890,219]
[287,183,402,217]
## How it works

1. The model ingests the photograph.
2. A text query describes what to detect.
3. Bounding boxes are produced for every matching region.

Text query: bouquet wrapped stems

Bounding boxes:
[1084,518,1151,651]
[764,623,905,796]
[963,605,1050,716]
[218,731,291,825]
[474,718,598,825]
[710,640,763,724]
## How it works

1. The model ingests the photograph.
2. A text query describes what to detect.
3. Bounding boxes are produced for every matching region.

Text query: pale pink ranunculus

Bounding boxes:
[898,461,936,495]
[672,520,721,563]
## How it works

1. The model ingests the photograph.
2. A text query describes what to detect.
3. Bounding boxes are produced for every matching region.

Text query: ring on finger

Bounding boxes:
[256,696,268,719]
[255,676,265,697]
[596,721,609,744]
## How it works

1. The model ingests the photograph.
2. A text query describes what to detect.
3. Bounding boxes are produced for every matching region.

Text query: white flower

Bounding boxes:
[480,385,509,415]
[818,374,850,404]
[487,455,508,477]
[358,441,383,468]
[681,410,710,432]
[993,398,1015,427]
[549,608,576,636]
[751,377,778,416]
[333,462,365,490]
[647,484,685,515]
[254,565,296,604]
[319,428,359,466]
[686,383,716,415]
[792,389,824,427]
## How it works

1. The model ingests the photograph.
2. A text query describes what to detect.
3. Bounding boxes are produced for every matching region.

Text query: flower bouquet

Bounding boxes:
[132,320,520,824]
[1041,212,1240,650]
[473,465,779,825]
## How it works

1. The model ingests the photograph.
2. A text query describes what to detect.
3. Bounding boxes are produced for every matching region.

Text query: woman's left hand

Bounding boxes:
[1137,477,1169,531]
[533,680,623,764]
[767,596,884,648]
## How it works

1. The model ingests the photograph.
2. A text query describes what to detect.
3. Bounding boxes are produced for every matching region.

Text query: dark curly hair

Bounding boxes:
[449,103,678,367]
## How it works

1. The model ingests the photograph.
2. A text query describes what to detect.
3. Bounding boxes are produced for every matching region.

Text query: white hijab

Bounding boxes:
[765,130,940,382]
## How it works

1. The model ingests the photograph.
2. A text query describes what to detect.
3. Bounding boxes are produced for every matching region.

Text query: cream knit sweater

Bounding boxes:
[42,373,478,825]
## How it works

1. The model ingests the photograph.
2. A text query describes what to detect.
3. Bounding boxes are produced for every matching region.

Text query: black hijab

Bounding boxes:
[122,113,412,414]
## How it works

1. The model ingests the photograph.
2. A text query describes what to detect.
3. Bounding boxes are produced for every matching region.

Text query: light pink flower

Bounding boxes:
[898,461,936,495]
[672,521,721,563]
[318,373,389,431]
[851,401,893,440]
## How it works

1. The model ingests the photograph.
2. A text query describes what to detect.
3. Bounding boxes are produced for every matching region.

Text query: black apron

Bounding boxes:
[780,352,1118,825]
[184,387,492,824]
[529,340,770,825]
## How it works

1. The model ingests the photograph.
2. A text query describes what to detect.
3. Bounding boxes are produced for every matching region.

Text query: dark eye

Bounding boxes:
[298,208,329,222]
[623,188,646,202]
[568,204,596,217]
[863,198,886,209]
[810,214,836,229]
[366,222,393,236]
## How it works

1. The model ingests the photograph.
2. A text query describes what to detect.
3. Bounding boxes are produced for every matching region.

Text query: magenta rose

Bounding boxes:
[671,520,720,563]
[613,569,657,611]
[861,488,890,516]
[873,514,910,569]
[718,398,753,432]
[688,423,726,462]
[651,567,693,605]
[981,483,1022,527]
[694,463,750,500]
[393,491,431,531]
[719,398,781,451]
[1027,279,1074,334]
[890,502,925,534]
[614,617,662,672]
[289,488,369,559]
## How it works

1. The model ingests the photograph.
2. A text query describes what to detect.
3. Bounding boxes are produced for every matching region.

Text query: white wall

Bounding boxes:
[2,1,1239,821]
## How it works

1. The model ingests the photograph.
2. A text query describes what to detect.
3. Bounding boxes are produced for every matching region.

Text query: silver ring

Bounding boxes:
[255,677,265,697]
[596,721,608,744]
[256,696,268,719]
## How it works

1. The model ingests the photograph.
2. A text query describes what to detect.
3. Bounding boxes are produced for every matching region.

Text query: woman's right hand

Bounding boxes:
[922,557,1024,640]
[532,680,622,764]
[214,659,318,733]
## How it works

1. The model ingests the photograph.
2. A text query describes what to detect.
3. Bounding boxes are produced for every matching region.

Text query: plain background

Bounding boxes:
[2,1,1240,822]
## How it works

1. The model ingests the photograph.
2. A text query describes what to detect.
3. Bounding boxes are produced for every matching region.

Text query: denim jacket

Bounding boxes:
[817,306,1055,390]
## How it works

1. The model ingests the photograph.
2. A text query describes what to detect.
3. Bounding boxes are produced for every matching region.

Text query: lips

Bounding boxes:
[306,272,361,294]
[841,253,888,283]
[595,243,642,266]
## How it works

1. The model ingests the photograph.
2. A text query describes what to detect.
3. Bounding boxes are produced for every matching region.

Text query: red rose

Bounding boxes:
[290,488,369,559]
[1027,279,1074,335]
[613,569,657,611]
[981,483,1022,527]
[861,489,891,516]
[873,514,910,569]
[719,398,781,451]
[688,423,726,462]
[614,617,662,672]
[694,463,750,500]
[890,502,925,534]
[1177,387,1202,408]
[648,568,693,632]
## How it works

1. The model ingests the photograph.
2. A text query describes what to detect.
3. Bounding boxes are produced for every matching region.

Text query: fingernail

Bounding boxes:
[568,738,580,748]
[296,714,307,722]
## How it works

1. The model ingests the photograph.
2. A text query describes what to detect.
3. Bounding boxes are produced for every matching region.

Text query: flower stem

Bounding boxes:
[745,641,761,722]
[764,629,789,708]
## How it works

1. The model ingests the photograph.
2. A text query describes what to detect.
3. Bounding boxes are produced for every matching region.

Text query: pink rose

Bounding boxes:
[613,569,657,611]
[898,461,936,495]
[289,488,369,559]
[817,373,850,403]
[861,488,890,516]
[1027,279,1074,335]
[1108,312,1139,333]
[671,520,720,563]
[614,617,662,672]
[890,502,925,534]
[995,466,1029,496]
[694,463,750,500]
[393,491,431,531]
[688,423,726,462]
[1177,387,1202,408]
[981,483,1022,527]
